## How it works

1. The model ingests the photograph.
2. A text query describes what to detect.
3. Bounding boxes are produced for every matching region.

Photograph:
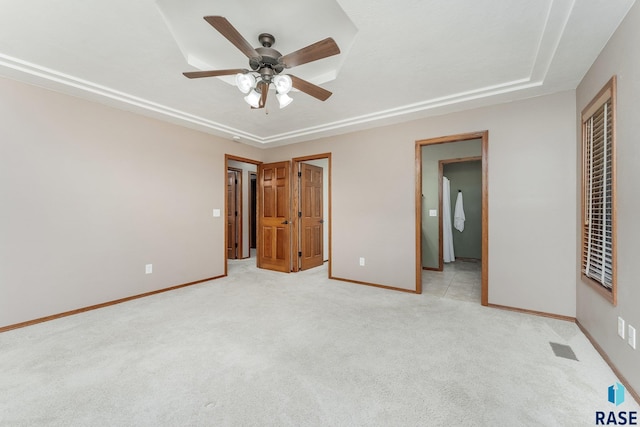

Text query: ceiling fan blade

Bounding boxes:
[289,75,332,101]
[259,81,268,108]
[203,16,261,60]
[250,82,269,109]
[279,38,340,69]
[183,69,248,79]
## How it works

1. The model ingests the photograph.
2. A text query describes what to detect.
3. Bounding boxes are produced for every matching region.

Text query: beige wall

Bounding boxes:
[266,89,577,316]
[0,76,263,327]
[0,73,578,328]
[576,1,640,393]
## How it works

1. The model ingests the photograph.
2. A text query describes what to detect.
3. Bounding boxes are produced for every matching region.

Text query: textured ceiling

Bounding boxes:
[0,0,635,147]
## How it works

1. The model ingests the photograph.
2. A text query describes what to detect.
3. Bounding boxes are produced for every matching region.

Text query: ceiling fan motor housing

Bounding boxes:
[251,33,285,76]
[259,33,275,48]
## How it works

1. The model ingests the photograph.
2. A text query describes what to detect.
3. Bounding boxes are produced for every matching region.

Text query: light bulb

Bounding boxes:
[244,90,261,108]
[273,75,293,94]
[276,93,293,109]
[235,73,256,94]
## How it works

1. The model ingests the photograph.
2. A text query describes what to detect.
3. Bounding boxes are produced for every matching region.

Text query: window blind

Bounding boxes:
[582,98,613,289]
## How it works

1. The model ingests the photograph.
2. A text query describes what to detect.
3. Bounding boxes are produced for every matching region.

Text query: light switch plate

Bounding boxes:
[618,317,625,339]
[629,325,636,349]
[145,264,153,274]
[429,209,437,217]
[213,209,221,217]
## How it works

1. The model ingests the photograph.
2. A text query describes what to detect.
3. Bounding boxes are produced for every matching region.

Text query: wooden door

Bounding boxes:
[227,170,239,259]
[258,161,291,272]
[300,163,324,270]
[249,173,257,249]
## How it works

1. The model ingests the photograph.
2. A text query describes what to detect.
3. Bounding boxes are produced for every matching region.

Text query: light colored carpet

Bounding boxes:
[1,259,638,426]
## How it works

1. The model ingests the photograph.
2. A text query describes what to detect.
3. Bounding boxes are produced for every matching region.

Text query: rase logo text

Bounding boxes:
[596,383,638,425]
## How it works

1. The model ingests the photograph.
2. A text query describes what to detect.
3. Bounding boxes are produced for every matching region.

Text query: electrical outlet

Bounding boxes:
[145,264,153,274]
[628,325,636,350]
[618,317,626,339]
[359,257,365,266]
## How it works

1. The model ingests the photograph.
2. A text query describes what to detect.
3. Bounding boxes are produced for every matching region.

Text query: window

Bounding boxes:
[581,76,616,305]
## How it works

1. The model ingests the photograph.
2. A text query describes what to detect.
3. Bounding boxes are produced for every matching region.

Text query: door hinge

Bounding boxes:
[298,211,302,218]
[298,251,302,257]
[235,243,238,248]
[298,171,302,178]
[235,179,238,184]
[235,211,238,217]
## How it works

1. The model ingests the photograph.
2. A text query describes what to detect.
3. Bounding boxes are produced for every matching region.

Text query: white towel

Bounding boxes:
[454,192,465,232]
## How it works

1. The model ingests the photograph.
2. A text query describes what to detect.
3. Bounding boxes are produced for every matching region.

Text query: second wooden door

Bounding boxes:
[299,163,324,270]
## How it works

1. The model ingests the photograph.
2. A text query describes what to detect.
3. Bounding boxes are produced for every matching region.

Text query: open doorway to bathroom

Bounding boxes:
[415,131,488,305]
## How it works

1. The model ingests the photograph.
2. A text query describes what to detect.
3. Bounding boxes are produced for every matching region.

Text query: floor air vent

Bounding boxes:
[549,342,578,361]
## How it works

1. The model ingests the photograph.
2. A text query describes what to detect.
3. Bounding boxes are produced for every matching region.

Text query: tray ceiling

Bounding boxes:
[0,0,634,147]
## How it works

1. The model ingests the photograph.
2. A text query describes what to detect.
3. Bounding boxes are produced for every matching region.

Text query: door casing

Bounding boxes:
[225,155,262,276]
[437,156,482,271]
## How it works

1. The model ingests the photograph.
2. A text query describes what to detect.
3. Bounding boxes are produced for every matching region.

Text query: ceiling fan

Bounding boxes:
[183,16,341,109]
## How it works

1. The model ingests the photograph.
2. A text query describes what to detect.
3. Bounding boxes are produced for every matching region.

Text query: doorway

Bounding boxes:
[257,154,331,274]
[441,159,482,264]
[227,167,242,260]
[415,131,488,305]
[226,153,331,276]
[225,155,261,275]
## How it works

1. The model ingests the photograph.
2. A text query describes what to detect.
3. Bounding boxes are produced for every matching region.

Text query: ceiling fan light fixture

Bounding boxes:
[244,89,261,108]
[235,73,256,94]
[181,18,339,109]
[273,74,293,94]
[276,93,293,109]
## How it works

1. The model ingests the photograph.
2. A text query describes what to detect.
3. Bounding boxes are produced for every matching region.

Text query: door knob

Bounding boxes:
[281,220,289,224]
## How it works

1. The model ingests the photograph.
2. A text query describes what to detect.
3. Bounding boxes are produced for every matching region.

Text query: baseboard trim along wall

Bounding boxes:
[487,303,576,323]
[330,276,418,294]
[576,321,640,405]
[0,275,226,333]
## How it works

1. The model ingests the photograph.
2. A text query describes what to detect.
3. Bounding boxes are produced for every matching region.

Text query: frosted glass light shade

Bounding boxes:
[244,90,261,108]
[273,75,293,94]
[235,73,256,94]
[276,93,293,109]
